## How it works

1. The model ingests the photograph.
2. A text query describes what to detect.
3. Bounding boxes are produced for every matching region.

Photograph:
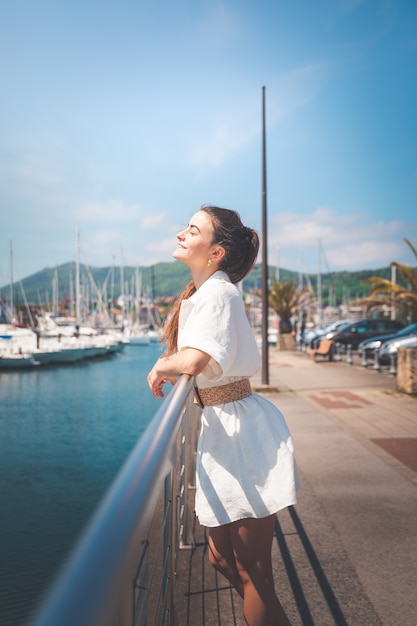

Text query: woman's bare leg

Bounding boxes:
[208,524,244,597]
[208,515,291,625]
[229,515,291,626]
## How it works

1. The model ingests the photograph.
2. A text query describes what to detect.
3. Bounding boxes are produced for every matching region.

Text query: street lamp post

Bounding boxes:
[261,86,269,385]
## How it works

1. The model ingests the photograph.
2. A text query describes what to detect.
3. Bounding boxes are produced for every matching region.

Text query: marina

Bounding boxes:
[0,317,162,370]
[0,342,162,626]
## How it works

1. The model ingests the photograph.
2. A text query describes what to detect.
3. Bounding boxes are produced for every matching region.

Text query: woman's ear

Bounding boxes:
[211,246,226,262]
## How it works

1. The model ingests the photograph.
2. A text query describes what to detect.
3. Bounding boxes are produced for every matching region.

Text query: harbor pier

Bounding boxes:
[174,349,417,626]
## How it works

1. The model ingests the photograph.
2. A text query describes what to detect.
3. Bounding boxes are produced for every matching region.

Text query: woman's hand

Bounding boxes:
[147,348,211,398]
[147,358,177,398]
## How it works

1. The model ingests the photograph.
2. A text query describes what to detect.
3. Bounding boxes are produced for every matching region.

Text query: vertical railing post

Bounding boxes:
[167,469,178,626]
[346,344,353,365]
[389,353,397,376]
[161,477,168,623]
[181,398,197,548]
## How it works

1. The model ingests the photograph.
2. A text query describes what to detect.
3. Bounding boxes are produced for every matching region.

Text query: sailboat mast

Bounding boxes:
[135,267,142,323]
[9,240,14,320]
[69,271,74,318]
[53,267,58,315]
[75,226,81,326]
[120,247,125,326]
[317,239,322,327]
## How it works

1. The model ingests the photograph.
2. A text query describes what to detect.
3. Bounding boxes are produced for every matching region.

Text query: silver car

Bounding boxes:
[359,323,417,360]
[302,320,351,349]
[379,330,417,363]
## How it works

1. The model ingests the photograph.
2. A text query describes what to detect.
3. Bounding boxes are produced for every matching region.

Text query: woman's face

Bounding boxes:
[173,210,216,269]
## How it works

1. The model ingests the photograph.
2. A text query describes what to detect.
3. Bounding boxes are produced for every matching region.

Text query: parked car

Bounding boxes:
[325,318,405,350]
[302,320,351,349]
[378,327,417,364]
[358,323,417,360]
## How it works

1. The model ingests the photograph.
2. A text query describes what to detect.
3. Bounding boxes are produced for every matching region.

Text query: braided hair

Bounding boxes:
[162,205,259,355]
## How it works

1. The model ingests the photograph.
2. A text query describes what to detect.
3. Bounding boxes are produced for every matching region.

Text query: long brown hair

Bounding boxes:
[162,205,259,355]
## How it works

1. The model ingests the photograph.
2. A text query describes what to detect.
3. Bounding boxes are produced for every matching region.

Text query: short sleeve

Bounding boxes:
[179,283,240,378]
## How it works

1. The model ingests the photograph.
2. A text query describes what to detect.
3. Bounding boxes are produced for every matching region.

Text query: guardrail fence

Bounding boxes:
[30,374,200,626]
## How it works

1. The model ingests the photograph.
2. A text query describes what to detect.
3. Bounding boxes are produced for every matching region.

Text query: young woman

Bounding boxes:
[147,205,298,626]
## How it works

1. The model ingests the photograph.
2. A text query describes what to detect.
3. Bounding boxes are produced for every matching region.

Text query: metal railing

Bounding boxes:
[29,374,199,626]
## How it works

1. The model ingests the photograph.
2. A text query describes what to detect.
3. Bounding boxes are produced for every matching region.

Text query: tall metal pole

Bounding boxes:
[391,265,396,320]
[261,86,269,385]
[9,240,14,320]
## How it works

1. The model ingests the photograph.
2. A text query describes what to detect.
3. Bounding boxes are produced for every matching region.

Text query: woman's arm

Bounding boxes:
[147,347,211,398]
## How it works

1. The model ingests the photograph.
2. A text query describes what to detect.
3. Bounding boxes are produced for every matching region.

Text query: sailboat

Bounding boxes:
[0,323,38,368]
[124,268,162,345]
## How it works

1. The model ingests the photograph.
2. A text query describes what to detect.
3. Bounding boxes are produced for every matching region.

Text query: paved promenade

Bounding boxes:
[175,349,417,626]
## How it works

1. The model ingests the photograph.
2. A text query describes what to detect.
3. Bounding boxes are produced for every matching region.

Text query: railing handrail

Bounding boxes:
[30,373,195,626]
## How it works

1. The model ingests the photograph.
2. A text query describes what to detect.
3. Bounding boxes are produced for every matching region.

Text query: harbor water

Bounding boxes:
[0,342,162,626]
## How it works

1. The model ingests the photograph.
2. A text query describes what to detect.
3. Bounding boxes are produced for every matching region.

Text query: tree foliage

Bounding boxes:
[361,239,417,321]
[267,279,312,334]
[1,259,400,308]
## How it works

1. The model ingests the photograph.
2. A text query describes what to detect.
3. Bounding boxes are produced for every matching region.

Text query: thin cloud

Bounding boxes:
[188,122,257,169]
[141,237,177,265]
[79,229,124,267]
[74,199,141,223]
[187,62,326,171]
[267,63,327,127]
[140,212,168,231]
[0,153,64,191]
[270,208,413,271]
[327,239,403,269]
[341,0,369,12]
[197,4,240,42]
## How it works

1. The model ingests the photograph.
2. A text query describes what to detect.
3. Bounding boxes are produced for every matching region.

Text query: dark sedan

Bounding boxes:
[326,318,405,350]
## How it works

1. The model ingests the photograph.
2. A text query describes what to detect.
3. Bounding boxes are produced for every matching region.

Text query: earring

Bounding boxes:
[207,258,212,267]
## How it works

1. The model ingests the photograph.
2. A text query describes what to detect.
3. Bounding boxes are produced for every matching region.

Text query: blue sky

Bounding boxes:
[1,0,416,287]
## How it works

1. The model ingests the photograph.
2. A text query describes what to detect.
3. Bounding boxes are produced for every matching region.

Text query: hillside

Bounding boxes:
[0,260,394,308]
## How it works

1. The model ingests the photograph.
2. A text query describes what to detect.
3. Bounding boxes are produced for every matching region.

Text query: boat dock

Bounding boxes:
[173,349,417,626]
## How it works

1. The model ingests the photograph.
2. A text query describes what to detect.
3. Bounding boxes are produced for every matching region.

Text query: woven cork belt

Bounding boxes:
[194,378,252,407]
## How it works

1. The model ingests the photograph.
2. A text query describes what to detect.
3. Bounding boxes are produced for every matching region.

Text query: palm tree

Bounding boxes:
[362,239,417,322]
[267,279,311,334]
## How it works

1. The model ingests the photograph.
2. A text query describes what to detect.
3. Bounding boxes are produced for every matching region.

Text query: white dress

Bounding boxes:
[178,271,299,527]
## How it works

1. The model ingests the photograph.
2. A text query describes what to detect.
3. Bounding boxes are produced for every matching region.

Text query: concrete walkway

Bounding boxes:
[175,349,417,626]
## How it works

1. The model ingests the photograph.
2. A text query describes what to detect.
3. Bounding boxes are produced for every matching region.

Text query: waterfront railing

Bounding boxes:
[30,373,199,626]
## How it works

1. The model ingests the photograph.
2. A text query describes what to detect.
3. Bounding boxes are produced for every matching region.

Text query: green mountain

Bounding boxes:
[0,260,394,308]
